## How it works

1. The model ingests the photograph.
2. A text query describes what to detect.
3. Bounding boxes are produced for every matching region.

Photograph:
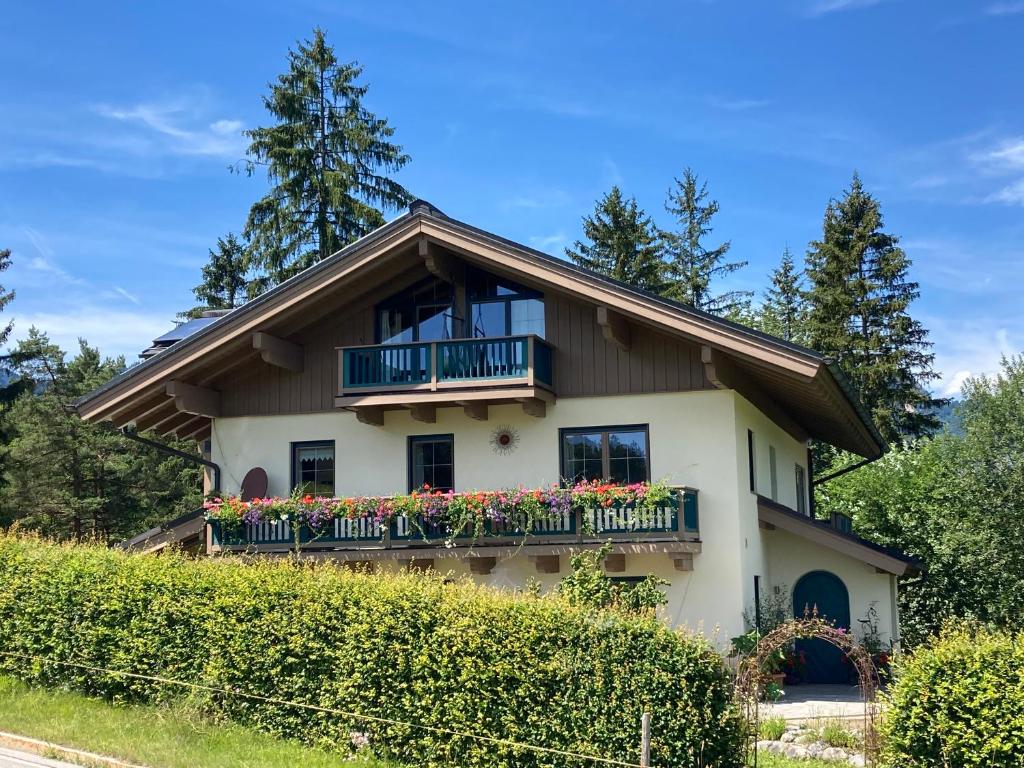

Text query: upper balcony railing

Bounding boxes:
[338,335,553,394]
[210,487,699,551]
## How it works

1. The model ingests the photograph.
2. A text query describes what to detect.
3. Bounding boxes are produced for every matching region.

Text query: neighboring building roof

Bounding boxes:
[74,199,886,458]
[756,495,918,576]
[140,310,235,359]
[115,508,206,554]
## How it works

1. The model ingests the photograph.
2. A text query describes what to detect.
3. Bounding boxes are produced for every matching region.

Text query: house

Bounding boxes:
[76,200,914,680]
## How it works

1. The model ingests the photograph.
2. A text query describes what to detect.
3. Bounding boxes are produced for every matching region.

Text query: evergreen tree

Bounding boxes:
[565,186,664,292]
[182,233,250,317]
[0,249,30,483]
[0,330,201,540]
[757,247,807,343]
[805,173,944,443]
[661,169,751,315]
[241,28,411,291]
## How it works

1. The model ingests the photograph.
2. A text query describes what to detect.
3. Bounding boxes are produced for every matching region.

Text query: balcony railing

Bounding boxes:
[210,487,699,550]
[338,335,553,394]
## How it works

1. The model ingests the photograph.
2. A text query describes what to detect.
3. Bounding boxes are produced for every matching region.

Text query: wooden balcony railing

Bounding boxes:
[338,335,553,394]
[210,487,699,550]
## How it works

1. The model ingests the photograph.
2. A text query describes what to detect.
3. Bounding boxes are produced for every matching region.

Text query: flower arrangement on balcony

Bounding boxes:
[204,479,674,544]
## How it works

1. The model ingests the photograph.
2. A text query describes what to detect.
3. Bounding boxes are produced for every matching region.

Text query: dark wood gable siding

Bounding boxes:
[545,293,709,397]
[218,287,711,417]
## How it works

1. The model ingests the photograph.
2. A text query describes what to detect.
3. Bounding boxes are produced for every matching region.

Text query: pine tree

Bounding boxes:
[0,249,30,482]
[182,234,250,317]
[661,169,751,315]
[0,330,201,540]
[241,28,412,290]
[758,247,807,343]
[805,173,944,444]
[565,187,664,292]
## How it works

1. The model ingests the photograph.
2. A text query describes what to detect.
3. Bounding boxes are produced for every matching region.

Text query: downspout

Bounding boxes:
[118,425,221,494]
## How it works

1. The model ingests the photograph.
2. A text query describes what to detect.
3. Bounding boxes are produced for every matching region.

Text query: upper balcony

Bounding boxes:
[334,335,554,423]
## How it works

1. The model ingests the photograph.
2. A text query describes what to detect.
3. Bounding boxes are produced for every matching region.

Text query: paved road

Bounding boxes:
[0,747,82,768]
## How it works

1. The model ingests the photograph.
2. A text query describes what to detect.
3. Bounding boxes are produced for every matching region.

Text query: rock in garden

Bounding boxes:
[847,754,866,767]
[783,744,810,759]
[780,730,798,743]
[822,746,848,761]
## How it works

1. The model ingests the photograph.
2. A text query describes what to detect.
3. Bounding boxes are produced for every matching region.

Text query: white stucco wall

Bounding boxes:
[763,527,897,648]
[212,391,750,641]
[209,389,896,649]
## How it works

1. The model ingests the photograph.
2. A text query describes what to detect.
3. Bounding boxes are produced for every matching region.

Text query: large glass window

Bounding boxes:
[561,426,650,484]
[378,279,455,344]
[292,441,335,496]
[409,434,454,492]
[468,269,545,338]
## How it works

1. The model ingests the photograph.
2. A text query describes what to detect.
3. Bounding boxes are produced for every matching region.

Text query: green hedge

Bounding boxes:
[0,535,742,767]
[881,623,1024,767]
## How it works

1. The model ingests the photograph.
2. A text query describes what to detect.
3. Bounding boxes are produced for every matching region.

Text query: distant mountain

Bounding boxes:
[931,399,963,436]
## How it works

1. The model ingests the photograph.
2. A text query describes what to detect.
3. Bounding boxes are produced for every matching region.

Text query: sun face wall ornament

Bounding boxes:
[490,425,520,455]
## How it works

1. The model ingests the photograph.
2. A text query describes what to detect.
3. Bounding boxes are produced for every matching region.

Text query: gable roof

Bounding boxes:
[757,495,918,576]
[75,199,885,458]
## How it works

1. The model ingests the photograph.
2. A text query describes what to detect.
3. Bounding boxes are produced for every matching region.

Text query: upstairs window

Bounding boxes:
[561,426,650,485]
[378,279,455,344]
[795,465,808,515]
[292,441,335,496]
[409,434,454,493]
[468,269,545,338]
[769,445,778,501]
[747,430,756,493]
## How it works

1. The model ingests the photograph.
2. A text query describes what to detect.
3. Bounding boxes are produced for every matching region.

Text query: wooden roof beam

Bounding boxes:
[419,237,464,284]
[252,332,303,373]
[166,380,221,418]
[596,306,631,351]
[133,400,179,432]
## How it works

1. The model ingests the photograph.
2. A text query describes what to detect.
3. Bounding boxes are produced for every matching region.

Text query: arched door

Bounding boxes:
[793,571,851,684]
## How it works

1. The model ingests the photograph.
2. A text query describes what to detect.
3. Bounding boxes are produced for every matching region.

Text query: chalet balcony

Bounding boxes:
[209,487,700,566]
[334,335,555,422]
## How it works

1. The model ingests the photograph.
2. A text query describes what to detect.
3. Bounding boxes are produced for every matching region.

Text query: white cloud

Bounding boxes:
[985,178,1024,205]
[14,306,173,361]
[528,233,567,252]
[708,96,771,112]
[93,98,246,158]
[111,286,142,306]
[976,138,1024,171]
[942,370,972,397]
[805,0,886,17]
[927,317,1021,397]
[986,1,1024,14]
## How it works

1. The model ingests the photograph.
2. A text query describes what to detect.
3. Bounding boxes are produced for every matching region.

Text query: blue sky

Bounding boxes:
[2,1,1022,395]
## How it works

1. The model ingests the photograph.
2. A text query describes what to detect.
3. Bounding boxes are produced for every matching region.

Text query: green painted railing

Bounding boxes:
[339,335,553,393]
[210,488,698,549]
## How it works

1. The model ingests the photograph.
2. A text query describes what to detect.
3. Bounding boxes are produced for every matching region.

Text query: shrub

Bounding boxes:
[817,720,859,750]
[0,534,742,768]
[758,716,786,741]
[881,622,1024,767]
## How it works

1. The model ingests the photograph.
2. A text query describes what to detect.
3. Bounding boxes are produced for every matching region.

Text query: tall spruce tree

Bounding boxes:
[182,234,250,317]
[661,168,751,315]
[242,28,412,290]
[0,249,30,483]
[805,173,944,444]
[565,187,664,292]
[758,247,807,343]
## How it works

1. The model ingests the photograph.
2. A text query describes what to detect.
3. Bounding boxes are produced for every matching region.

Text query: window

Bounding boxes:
[409,435,454,492]
[769,445,778,501]
[378,279,455,344]
[292,441,335,496]
[561,426,650,484]
[468,269,545,338]
[795,465,807,515]
[747,430,756,492]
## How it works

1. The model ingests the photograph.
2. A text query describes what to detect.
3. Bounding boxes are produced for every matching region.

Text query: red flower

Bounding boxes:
[302,494,313,504]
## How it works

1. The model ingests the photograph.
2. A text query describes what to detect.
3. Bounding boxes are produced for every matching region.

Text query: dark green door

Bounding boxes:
[793,571,851,684]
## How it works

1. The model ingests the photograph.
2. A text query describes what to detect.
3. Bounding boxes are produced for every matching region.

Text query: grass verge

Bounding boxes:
[0,676,395,768]
[756,755,844,768]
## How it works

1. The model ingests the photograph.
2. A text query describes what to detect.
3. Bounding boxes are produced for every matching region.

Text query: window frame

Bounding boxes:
[290,440,336,496]
[747,430,756,493]
[769,445,778,501]
[558,424,652,485]
[795,464,808,515]
[407,433,456,493]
